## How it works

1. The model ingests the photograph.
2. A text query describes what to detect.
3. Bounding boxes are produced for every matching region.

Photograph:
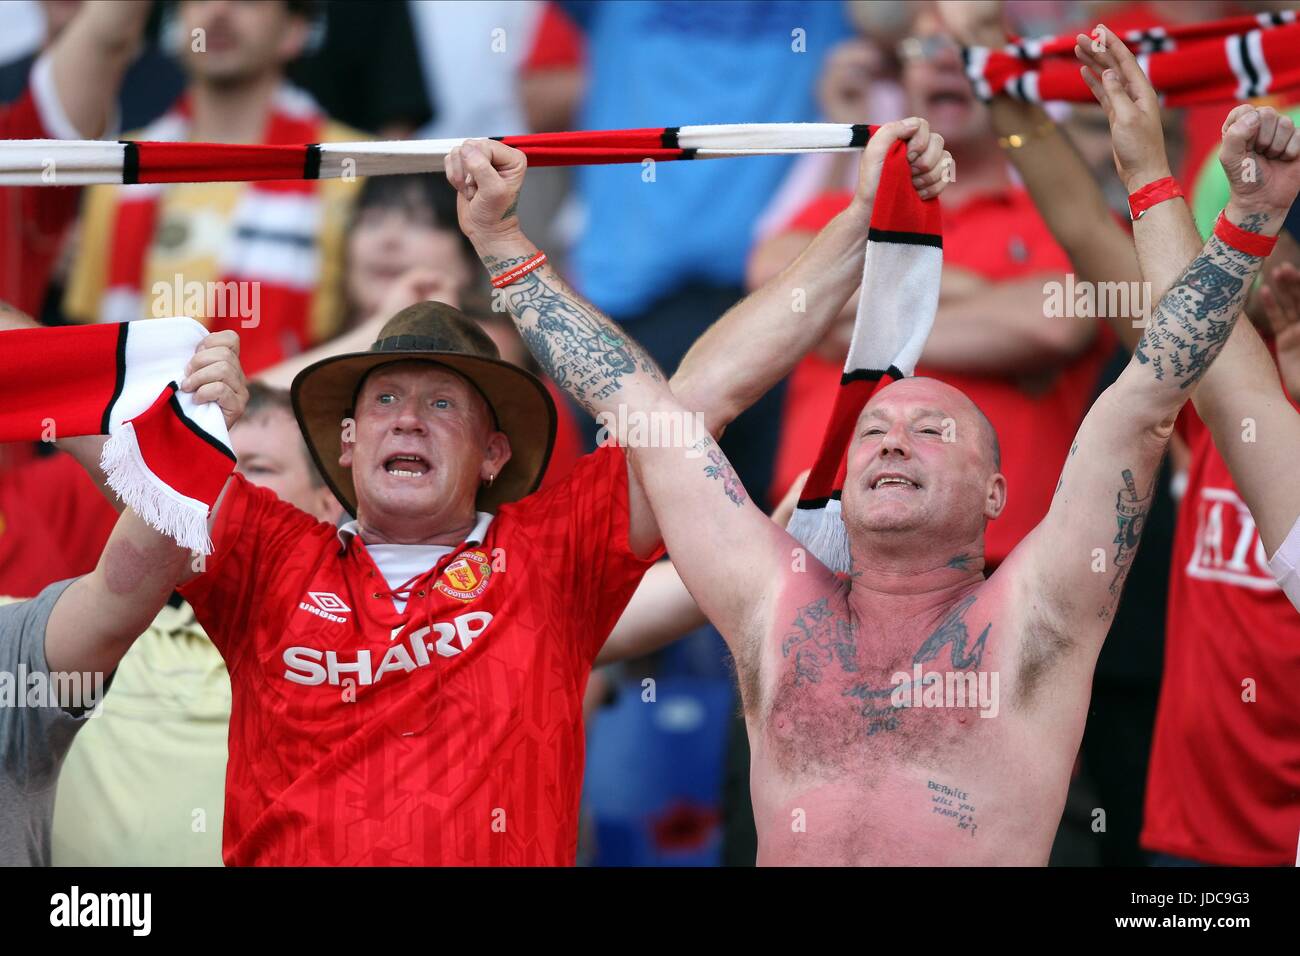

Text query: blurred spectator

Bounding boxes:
[340,174,477,330]
[519,1,584,133]
[756,0,910,239]
[288,0,431,137]
[1142,233,1300,867]
[0,1,151,321]
[754,6,1110,567]
[51,382,341,866]
[0,447,117,600]
[557,0,852,501]
[0,2,184,134]
[407,0,545,141]
[62,0,363,374]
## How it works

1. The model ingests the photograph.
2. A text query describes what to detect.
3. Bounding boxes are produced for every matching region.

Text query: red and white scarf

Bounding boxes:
[965,10,1300,106]
[99,85,328,373]
[785,137,942,573]
[0,122,941,569]
[0,318,234,553]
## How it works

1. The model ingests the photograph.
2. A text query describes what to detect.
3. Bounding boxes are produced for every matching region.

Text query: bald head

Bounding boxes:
[858,377,1001,474]
[842,376,1008,545]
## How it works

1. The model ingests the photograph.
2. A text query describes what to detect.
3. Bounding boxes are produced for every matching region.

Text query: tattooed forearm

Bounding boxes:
[689,437,747,506]
[484,255,665,413]
[1134,220,1269,391]
[1100,467,1151,620]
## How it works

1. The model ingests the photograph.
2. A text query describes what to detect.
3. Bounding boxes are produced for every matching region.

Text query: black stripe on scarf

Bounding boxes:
[1236,32,1262,96]
[100,322,129,434]
[841,365,904,387]
[303,144,322,180]
[166,386,237,462]
[867,228,943,248]
[120,141,139,185]
[796,489,843,510]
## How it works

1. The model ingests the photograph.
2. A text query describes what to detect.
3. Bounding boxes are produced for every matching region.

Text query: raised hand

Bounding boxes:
[445,139,528,249]
[1258,260,1300,397]
[855,116,955,214]
[1217,104,1300,224]
[936,0,1006,47]
[1074,24,1170,191]
[180,330,248,431]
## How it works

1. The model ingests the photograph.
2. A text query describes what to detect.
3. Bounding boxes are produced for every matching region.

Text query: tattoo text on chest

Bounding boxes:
[928,779,979,837]
[780,594,993,737]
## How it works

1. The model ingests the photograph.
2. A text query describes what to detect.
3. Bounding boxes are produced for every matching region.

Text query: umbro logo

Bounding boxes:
[298,591,351,623]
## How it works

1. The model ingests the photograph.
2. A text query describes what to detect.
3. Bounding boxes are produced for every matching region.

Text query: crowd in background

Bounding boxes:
[1,0,1297,867]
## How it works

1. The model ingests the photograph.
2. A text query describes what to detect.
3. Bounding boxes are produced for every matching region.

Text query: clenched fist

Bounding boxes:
[854,115,955,220]
[1218,104,1300,222]
[445,139,528,250]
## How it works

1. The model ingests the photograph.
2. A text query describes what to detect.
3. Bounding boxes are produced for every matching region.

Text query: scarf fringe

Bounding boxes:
[101,423,214,555]
[787,502,851,576]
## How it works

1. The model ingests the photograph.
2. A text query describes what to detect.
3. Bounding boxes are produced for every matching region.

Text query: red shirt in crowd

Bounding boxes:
[1141,406,1300,865]
[771,188,1113,565]
[179,446,658,865]
[0,452,118,599]
[538,378,583,489]
[0,56,83,318]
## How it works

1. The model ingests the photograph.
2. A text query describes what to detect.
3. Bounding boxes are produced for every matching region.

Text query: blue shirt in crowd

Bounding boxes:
[561,0,851,318]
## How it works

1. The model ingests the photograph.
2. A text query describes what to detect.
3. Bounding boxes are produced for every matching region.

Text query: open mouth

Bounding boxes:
[926,87,973,114]
[384,454,430,478]
[871,475,920,491]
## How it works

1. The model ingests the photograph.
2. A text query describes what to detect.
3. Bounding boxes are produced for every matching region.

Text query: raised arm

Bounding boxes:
[672,117,949,425]
[1010,76,1300,637]
[48,0,151,139]
[44,508,187,678]
[1196,259,1300,557]
[1075,27,1300,560]
[41,325,250,679]
[446,125,950,558]
[941,5,1146,349]
[447,128,940,652]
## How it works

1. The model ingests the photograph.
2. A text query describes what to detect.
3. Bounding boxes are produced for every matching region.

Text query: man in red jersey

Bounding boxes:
[166,111,955,865]
[447,39,1300,864]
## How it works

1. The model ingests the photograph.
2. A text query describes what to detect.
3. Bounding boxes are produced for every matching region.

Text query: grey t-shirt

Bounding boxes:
[0,578,93,866]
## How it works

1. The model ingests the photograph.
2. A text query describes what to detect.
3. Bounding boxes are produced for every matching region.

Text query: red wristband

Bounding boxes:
[1213,212,1278,257]
[1127,176,1183,221]
[490,250,547,289]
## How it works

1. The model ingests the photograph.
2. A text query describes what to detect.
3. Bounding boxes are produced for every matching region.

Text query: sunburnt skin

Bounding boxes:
[746,562,1085,867]
[451,98,1294,866]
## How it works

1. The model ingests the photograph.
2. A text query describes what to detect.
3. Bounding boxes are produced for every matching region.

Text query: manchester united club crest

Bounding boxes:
[435,550,493,601]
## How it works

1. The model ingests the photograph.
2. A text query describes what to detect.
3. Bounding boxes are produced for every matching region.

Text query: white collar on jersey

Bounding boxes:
[336,511,495,550]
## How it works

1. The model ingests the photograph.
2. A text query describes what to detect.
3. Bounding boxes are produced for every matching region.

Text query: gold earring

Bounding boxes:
[484,473,495,487]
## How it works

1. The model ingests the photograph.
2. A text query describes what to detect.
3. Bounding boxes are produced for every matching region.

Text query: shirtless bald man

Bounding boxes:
[448,92,1300,862]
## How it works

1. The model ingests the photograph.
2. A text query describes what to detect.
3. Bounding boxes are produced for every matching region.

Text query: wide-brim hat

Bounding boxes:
[290,301,556,515]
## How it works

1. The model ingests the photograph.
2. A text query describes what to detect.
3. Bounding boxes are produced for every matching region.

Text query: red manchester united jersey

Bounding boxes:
[1142,407,1300,865]
[180,446,658,865]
